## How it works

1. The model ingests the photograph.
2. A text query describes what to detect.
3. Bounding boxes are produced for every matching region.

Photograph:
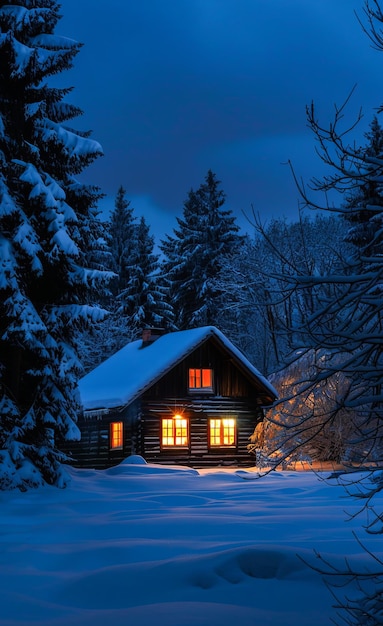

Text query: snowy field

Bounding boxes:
[0,458,381,626]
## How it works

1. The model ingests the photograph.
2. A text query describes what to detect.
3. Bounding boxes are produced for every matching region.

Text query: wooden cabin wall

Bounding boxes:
[63,402,141,469]
[141,395,263,468]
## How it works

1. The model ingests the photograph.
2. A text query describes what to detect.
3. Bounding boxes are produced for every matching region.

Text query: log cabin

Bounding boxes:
[67,326,277,469]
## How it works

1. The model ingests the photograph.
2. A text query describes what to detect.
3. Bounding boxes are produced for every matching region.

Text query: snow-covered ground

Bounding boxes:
[0,457,381,626]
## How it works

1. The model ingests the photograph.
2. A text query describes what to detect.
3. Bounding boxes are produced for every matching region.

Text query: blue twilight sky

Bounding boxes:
[57,0,382,240]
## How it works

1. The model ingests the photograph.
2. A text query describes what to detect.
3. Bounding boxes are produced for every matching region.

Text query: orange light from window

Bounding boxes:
[210,418,221,446]
[162,418,174,446]
[162,417,188,446]
[210,418,235,446]
[189,368,213,389]
[110,421,123,449]
[202,369,212,388]
[222,418,235,445]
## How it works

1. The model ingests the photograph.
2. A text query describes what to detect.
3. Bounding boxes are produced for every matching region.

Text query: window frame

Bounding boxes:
[110,421,123,450]
[188,368,214,393]
[161,416,189,448]
[209,417,237,448]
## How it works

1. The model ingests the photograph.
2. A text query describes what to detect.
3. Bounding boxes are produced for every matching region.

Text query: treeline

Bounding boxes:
[79,171,353,378]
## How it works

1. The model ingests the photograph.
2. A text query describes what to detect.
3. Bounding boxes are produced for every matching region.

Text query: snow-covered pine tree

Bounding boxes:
[0,0,110,489]
[79,186,137,370]
[161,170,242,329]
[160,188,201,329]
[343,115,383,255]
[118,215,174,331]
[78,197,175,372]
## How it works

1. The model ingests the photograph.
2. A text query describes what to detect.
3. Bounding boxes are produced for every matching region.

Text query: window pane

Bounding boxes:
[195,369,201,388]
[110,422,123,449]
[223,418,235,445]
[162,419,172,446]
[210,418,221,445]
[189,368,213,389]
[162,418,188,446]
[202,369,212,388]
[189,369,196,388]
[210,418,236,446]
[175,418,187,445]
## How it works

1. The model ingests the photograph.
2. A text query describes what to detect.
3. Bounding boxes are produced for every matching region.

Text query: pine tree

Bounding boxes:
[79,200,175,373]
[0,0,109,488]
[344,115,383,254]
[108,186,136,295]
[107,187,173,330]
[161,170,242,329]
[119,215,174,331]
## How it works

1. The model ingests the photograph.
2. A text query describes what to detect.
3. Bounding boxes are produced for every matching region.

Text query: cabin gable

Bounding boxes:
[145,339,261,400]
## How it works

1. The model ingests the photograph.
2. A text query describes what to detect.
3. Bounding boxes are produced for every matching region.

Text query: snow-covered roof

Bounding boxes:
[79,326,277,410]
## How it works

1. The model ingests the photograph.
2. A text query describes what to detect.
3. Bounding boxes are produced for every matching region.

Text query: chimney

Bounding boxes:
[141,327,166,347]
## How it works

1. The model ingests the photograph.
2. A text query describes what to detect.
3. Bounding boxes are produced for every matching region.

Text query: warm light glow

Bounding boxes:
[162,417,188,446]
[189,368,213,390]
[222,418,235,445]
[110,421,123,449]
[210,418,236,446]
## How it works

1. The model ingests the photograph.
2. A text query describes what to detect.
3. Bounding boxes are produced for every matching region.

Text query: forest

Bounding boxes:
[2,1,383,623]
[0,0,383,486]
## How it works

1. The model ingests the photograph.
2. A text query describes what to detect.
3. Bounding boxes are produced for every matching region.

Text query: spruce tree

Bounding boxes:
[79,199,175,372]
[119,215,174,331]
[343,115,383,254]
[108,186,136,295]
[0,0,108,488]
[161,170,242,329]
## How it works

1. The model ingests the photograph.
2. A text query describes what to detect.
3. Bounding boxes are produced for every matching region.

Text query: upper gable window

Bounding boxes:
[188,368,213,392]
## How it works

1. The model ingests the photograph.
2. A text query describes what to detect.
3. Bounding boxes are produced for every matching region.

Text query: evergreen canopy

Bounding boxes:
[161,170,242,329]
[0,0,109,489]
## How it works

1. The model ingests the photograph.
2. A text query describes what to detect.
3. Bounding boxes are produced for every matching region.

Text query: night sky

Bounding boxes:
[57,0,381,239]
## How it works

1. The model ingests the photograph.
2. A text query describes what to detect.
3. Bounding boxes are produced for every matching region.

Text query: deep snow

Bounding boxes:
[0,458,381,626]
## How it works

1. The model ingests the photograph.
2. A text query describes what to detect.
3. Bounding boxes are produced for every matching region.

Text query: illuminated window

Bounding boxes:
[110,421,123,449]
[209,418,236,447]
[189,368,213,391]
[162,416,188,447]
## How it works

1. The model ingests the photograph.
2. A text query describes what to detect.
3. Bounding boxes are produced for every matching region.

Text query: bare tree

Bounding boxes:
[250,3,383,623]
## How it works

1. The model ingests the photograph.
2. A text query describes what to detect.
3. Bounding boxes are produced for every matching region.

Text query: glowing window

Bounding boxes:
[162,416,188,447]
[189,368,213,390]
[110,421,123,449]
[209,418,236,446]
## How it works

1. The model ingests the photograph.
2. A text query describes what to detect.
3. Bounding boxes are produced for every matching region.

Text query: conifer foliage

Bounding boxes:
[0,0,107,489]
[78,188,174,372]
[161,170,241,329]
[118,215,174,331]
[108,185,136,296]
[108,187,174,332]
[107,186,174,332]
[344,115,383,253]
